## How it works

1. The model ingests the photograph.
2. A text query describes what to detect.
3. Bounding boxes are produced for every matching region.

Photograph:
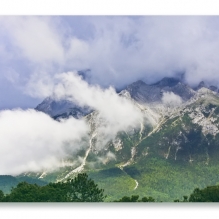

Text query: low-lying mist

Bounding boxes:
[0,109,89,175]
[0,72,144,175]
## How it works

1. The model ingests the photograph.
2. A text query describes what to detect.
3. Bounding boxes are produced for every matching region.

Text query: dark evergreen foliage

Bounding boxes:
[0,173,106,202]
[0,190,4,201]
[189,185,219,202]
[174,185,219,202]
[1,172,219,202]
[114,195,155,202]
[0,175,47,194]
[65,173,106,202]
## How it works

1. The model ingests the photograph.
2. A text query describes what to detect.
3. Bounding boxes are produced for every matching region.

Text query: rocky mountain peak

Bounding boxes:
[195,80,218,93]
[35,98,92,120]
[209,85,218,92]
[152,77,180,87]
[126,77,195,104]
[196,81,207,90]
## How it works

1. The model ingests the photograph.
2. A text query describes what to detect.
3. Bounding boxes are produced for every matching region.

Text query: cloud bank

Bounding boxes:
[30,71,143,147]
[1,16,219,109]
[0,72,143,175]
[0,109,89,175]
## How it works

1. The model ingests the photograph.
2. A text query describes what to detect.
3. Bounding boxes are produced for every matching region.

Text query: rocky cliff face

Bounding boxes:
[20,77,219,201]
[126,77,195,104]
[31,77,219,180]
[35,97,92,119]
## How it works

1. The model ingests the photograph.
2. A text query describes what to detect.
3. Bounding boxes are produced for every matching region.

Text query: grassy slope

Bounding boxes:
[87,95,219,202]
[0,175,47,194]
[88,167,136,202]
[87,155,219,202]
[3,92,219,202]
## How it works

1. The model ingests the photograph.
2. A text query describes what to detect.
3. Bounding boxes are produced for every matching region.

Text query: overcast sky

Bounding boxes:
[1,16,219,109]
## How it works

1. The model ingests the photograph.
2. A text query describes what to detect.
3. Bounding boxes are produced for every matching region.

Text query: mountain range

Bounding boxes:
[3,76,219,201]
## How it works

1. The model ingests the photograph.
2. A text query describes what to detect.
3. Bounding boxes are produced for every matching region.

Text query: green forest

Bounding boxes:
[0,172,219,202]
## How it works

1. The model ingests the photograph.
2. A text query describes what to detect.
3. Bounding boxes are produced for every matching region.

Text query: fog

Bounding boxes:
[36,71,143,148]
[0,109,89,175]
[162,92,182,106]
[0,72,143,175]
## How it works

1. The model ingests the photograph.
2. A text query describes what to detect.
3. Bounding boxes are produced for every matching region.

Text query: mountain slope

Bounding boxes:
[13,77,219,201]
[0,175,47,194]
[35,97,92,119]
[126,77,195,104]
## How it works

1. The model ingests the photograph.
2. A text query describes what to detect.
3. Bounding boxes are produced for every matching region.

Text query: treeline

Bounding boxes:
[117,185,219,202]
[174,185,219,202]
[0,173,105,202]
[114,195,155,202]
[0,172,219,202]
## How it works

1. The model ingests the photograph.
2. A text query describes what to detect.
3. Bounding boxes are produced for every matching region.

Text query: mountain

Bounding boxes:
[0,175,47,194]
[195,81,207,90]
[35,97,92,120]
[126,77,195,103]
[195,81,219,93]
[35,69,93,120]
[16,77,219,201]
[36,76,195,118]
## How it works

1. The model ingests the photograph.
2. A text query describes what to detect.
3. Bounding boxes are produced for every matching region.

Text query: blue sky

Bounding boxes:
[1,16,219,109]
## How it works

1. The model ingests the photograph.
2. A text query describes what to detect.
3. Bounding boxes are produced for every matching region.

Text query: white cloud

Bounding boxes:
[0,16,64,65]
[2,16,219,93]
[3,68,19,84]
[24,71,56,98]
[60,16,219,87]
[0,109,89,175]
[51,72,143,144]
[0,71,145,175]
[96,151,116,165]
[162,92,182,106]
[26,71,144,147]
[3,16,219,175]
[67,37,90,60]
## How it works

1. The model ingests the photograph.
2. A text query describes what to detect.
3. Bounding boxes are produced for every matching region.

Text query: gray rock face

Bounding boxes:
[195,81,218,93]
[35,70,94,120]
[126,80,162,103]
[126,77,196,104]
[35,97,92,119]
[36,77,218,120]
[209,85,218,92]
[165,82,196,101]
[152,77,180,87]
[195,81,207,90]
